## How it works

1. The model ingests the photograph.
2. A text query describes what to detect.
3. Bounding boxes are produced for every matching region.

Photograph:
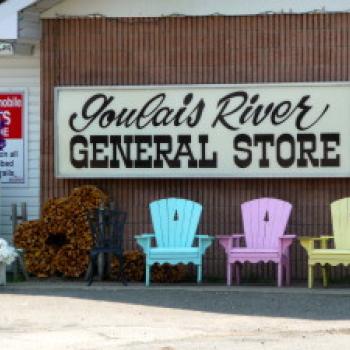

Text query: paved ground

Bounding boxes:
[1,281,350,350]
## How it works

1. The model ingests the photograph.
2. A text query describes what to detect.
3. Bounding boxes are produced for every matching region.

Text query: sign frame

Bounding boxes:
[0,88,28,187]
[54,82,350,179]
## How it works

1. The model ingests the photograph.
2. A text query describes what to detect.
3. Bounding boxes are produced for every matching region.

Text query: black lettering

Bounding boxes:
[295,95,329,131]
[152,107,174,127]
[254,134,274,168]
[297,134,319,167]
[321,133,340,167]
[271,101,292,125]
[110,135,133,168]
[174,135,197,168]
[136,94,166,129]
[185,98,205,127]
[163,94,191,126]
[233,134,252,168]
[276,134,295,168]
[212,91,247,130]
[99,109,116,128]
[70,135,88,168]
[115,108,138,128]
[198,135,217,168]
[153,135,178,168]
[90,135,108,168]
[134,135,152,168]
[69,93,113,132]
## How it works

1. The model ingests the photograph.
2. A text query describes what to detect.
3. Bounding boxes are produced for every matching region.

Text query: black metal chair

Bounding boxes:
[87,207,127,286]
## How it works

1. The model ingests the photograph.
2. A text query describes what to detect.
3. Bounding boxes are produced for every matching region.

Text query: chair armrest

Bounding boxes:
[279,235,296,254]
[217,234,244,252]
[195,235,214,255]
[280,235,296,239]
[135,234,155,253]
[299,235,333,253]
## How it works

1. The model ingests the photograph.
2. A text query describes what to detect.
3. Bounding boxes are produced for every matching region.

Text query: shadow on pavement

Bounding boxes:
[1,281,350,321]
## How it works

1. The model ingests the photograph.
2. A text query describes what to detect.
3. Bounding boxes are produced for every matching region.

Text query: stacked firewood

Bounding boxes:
[13,185,108,278]
[111,250,145,281]
[13,220,48,250]
[111,250,188,282]
[152,263,187,283]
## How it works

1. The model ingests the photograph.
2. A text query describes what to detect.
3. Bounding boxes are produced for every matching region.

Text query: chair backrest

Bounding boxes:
[331,197,350,249]
[89,208,127,251]
[241,197,292,249]
[150,198,202,248]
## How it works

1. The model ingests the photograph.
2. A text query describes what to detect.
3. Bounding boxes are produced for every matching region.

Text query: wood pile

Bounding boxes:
[111,250,145,281]
[53,246,90,277]
[13,220,48,250]
[23,246,57,278]
[111,250,188,283]
[13,185,107,278]
[152,263,187,283]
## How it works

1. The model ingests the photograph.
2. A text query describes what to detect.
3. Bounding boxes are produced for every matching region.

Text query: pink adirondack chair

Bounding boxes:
[218,198,295,287]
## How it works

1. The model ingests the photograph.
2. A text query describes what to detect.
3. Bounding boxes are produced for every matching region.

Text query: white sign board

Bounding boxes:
[55,83,349,178]
[0,90,27,185]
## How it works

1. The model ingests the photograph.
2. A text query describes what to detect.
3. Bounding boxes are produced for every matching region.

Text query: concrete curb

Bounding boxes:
[2,281,350,296]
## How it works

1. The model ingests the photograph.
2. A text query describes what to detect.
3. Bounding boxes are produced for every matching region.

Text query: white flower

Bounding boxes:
[0,238,18,265]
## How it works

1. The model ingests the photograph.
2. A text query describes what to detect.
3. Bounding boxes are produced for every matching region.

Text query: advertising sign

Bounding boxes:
[55,83,349,178]
[0,91,27,184]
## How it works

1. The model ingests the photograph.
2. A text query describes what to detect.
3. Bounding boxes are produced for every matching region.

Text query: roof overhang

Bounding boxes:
[3,0,350,56]
[0,0,62,55]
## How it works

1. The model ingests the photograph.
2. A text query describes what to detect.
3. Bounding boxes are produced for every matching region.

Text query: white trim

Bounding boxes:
[41,0,350,18]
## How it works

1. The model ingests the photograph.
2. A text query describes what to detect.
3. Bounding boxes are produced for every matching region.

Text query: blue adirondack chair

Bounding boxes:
[135,198,214,286]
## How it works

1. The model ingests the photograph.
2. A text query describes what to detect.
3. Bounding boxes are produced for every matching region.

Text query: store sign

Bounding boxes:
[55,84,350,178]
[0,91,27,184]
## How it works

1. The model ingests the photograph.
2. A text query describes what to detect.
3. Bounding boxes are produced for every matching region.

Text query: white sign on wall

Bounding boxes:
[0,90,27,185]
[55,83,349,178]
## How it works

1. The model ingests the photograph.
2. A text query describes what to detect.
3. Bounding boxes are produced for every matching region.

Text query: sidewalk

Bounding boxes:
[1,281,350,350]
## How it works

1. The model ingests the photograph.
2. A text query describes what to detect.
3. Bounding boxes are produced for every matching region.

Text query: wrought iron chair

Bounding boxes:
[87,207,127,286]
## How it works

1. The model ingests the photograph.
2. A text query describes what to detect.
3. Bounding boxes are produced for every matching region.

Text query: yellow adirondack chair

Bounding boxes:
[300,197,350,288]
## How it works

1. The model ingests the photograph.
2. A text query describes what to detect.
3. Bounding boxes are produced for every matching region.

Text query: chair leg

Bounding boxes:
[235,263,241,285]
[145,264,150,287]
[226,262,232,286]
[87,255,96,286]
[285,259,291,286]
[117,254,127,286]
[17,254,29,281]
[321,265,328,288]
[277,262,283,287]
[197,264,202,283]
[308,264,314,288]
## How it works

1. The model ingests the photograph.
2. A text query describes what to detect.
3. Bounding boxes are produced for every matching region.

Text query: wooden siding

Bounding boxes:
[0,45,40,241]
[41,15,350,282]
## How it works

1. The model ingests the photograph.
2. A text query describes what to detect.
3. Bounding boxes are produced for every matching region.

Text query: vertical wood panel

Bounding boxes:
[42,14,350,282]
